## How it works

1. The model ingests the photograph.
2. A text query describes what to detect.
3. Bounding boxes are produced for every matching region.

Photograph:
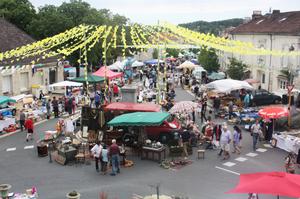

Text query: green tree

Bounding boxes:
[226,57,248,80]
[166,48,180,57]
[152,48,158,59]
[0,0,36,31]
[198,47,220,73]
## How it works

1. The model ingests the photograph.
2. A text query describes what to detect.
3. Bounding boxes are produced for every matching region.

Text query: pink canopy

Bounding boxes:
[93,66,123,80]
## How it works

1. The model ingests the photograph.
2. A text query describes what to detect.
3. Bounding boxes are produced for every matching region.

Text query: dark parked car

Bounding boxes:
[251,89,281,106]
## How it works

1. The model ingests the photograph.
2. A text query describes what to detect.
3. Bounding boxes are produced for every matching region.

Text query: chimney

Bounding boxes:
[252,10,262,19]
[272,10,280,14]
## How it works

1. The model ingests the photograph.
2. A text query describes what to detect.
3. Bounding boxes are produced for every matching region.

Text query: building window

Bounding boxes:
[278,79,288,89]
[262,73,265,84]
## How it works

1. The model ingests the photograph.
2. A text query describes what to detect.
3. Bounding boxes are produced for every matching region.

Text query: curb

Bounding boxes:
[0,119,49,140]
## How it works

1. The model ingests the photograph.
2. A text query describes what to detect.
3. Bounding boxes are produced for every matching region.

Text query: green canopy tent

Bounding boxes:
[71,74,105,83]
[107,112,170,127]
[0,96,16,105]
[107,112,170,145]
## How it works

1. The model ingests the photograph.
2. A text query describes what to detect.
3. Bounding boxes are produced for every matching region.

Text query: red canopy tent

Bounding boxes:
[93,66,123,80]
[104,102,161,112]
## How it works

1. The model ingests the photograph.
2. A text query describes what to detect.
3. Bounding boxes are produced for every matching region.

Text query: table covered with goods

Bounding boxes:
[272,130,300,154]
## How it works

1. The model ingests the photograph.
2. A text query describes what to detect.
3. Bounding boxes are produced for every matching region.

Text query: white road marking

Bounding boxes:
[24,145,34,149]
[235,157,247,162]
[215,166,240,175]
[223,162,236,167]
[246,152,258,157]
[256,148,267,152]
[6,147,16,151]
[263,144,272,148]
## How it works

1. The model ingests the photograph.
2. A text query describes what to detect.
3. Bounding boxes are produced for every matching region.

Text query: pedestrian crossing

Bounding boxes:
[222,147,268,167]
[6,145,34,152]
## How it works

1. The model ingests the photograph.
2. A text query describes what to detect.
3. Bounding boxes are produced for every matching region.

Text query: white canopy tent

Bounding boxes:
[49,81,83,88]
[109,61,124,71]
[131,60,144,68]
[205,79,254,93]
[177,61,198,69]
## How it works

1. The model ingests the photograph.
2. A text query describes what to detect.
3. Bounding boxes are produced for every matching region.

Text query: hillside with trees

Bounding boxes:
[179,18,243,35]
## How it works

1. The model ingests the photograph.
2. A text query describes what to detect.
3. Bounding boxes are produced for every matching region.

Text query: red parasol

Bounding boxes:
[258,107,288,119]
[227,172,300,198]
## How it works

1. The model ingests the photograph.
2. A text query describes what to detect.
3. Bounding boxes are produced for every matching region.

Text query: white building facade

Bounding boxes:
[221,10,300,94]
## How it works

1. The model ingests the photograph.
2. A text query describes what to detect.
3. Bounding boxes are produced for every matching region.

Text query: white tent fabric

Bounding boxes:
[109,61,124,71]
[193,66,206,72]
[49,81,82,88]
[132,61,144,68]
[177,61,198,69]
[205,79,254,93]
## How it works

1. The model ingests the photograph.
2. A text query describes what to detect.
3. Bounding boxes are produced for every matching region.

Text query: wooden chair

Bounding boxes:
[197,149,205,159]
[75,145,85,165]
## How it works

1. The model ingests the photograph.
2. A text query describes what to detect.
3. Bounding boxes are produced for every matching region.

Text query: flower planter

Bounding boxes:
[0,184,12,199]
[66,191,80,199]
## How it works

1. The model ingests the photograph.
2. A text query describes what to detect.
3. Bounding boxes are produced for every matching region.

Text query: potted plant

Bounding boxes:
[66,190,80,199]
[0,184,12,199]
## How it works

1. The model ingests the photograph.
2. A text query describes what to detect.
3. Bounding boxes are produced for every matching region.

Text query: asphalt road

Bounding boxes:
[0,88,295,199]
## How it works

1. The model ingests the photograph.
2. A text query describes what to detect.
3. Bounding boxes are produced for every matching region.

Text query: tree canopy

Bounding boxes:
[179,18,243,36]
[226,57,248,80]
[0,0,129,66]
[0,0,36,31]
[198,47,220,73]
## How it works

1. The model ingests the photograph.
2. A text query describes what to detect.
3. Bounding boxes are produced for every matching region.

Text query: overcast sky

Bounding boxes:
[30,0,300,24]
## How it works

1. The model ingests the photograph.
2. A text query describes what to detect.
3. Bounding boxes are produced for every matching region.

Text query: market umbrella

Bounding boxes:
[205,79,253,93]
[107,112,170,127]
[258,106,289,133]
[258,107,289,119]
[169,101,198,114]
[244,78,260,84]
[0,96,16,105]
[177,61,197,69]
[71,74,105,83]
[227,172,300,198]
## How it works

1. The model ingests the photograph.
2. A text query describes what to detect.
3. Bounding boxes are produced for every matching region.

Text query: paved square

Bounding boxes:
[256,148,267,152]
[223,162,236,167]
[246,152,258,157]
[235,157,247,162]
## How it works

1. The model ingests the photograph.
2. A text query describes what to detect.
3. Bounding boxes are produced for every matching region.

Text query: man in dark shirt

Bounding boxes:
[19,110,25,131]
[52,97,59,118]
[109,139,120,176]
[181,128,191,159]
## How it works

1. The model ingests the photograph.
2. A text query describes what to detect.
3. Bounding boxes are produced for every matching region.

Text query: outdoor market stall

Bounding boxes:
[107,112,170,162]
[258,106,300,154]
[0,96,17,133]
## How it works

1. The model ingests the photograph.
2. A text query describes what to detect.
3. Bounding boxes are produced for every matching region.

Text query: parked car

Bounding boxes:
[251,89,282,106]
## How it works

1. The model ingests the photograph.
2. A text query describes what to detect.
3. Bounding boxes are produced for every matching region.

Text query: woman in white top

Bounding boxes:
[90,141,102,172]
